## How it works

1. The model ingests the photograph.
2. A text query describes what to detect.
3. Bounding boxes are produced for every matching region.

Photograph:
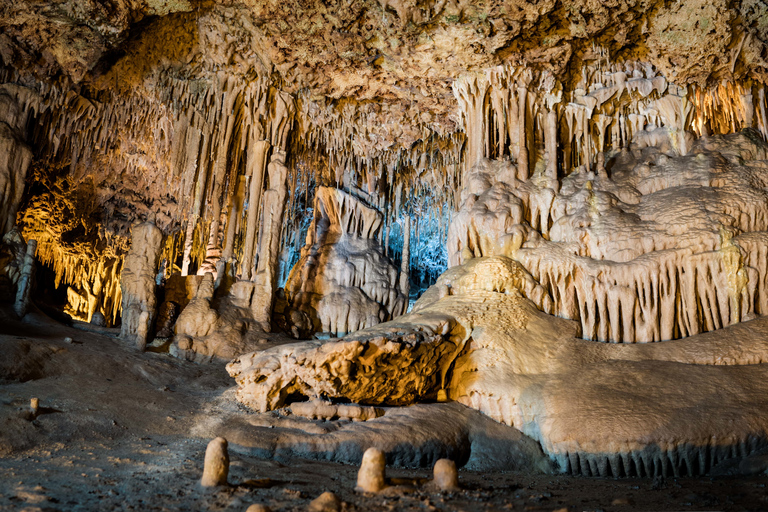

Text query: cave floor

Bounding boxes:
[1,307,767,512]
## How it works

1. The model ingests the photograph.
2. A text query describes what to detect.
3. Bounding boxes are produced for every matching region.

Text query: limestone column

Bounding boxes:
[14,239,36,318]
[250,92,295,331]
[120,220,164,350]
[251,150,289,330]
[240,140,270,280]
[398,215,411,315]
[215,175,245,287]
[516,69,534,181]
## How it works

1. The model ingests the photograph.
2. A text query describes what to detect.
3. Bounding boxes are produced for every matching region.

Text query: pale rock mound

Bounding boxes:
[170,276,268,363]
[283,186,407,337]
[227,256,545,411]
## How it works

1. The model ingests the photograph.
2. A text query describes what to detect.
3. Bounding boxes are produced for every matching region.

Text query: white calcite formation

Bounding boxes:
[449,131,768,343]
[356,447,386,493]
[283,186,407,336]
[120,221,164,350]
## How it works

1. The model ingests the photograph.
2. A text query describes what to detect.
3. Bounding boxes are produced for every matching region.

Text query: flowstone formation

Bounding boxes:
[283,186,407,337]
[230,252,768,477]
[450,130,768,342]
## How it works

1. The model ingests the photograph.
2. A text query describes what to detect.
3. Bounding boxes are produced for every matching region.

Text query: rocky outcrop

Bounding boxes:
[0,86,33,236]
[228,256,548,411]
[283,186,407,337]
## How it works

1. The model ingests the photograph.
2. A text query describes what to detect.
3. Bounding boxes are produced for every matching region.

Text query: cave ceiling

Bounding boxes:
[3,0,768,127]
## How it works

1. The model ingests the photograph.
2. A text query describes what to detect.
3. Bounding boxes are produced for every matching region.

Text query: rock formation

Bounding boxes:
[283,186,407,336]
[120,221,163,350]
[356,447,386,493]
[200,437,229,487]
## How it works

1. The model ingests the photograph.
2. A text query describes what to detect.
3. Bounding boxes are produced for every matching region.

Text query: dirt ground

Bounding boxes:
[2,307,768,512]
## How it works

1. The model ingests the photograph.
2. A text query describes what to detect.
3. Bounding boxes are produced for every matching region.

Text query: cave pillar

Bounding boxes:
[250,92,295,331]
[516,71,534,180]
[120,220,164,351]
[240,140,270,280]
[14,238,36,318]
[398,215,411,315]
[180,133,211,276]
[251,150,289,330]
[758,87,768,140]
[215,175,245,288]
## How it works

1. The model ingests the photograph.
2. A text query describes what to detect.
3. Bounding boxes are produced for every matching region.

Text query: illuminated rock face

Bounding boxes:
[227,256,553,411]
[283,186,407,337]
[6,0,768,479]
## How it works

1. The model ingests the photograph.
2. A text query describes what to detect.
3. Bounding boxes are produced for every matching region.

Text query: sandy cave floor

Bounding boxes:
[1,308,768,511]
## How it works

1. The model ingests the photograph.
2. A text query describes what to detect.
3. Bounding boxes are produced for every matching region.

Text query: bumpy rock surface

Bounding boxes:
[227,256,550,411]
[230,251,768,476]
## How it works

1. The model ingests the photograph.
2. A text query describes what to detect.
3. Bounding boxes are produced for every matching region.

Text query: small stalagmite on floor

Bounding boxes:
[356,447,386,493]
[201,437,229,487]
[308,491,342,512]
[433,459,459,491]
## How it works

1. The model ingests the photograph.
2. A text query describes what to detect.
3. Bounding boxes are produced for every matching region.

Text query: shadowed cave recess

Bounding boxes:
[5,0,768,509]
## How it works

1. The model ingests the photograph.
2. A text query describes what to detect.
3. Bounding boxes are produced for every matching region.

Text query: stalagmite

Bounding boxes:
[200,437,229,487]
[120,221,164,350]
[356,448,386,493]
[432,459,459,491]
[308,492,341,512]
[14,239,36,318]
